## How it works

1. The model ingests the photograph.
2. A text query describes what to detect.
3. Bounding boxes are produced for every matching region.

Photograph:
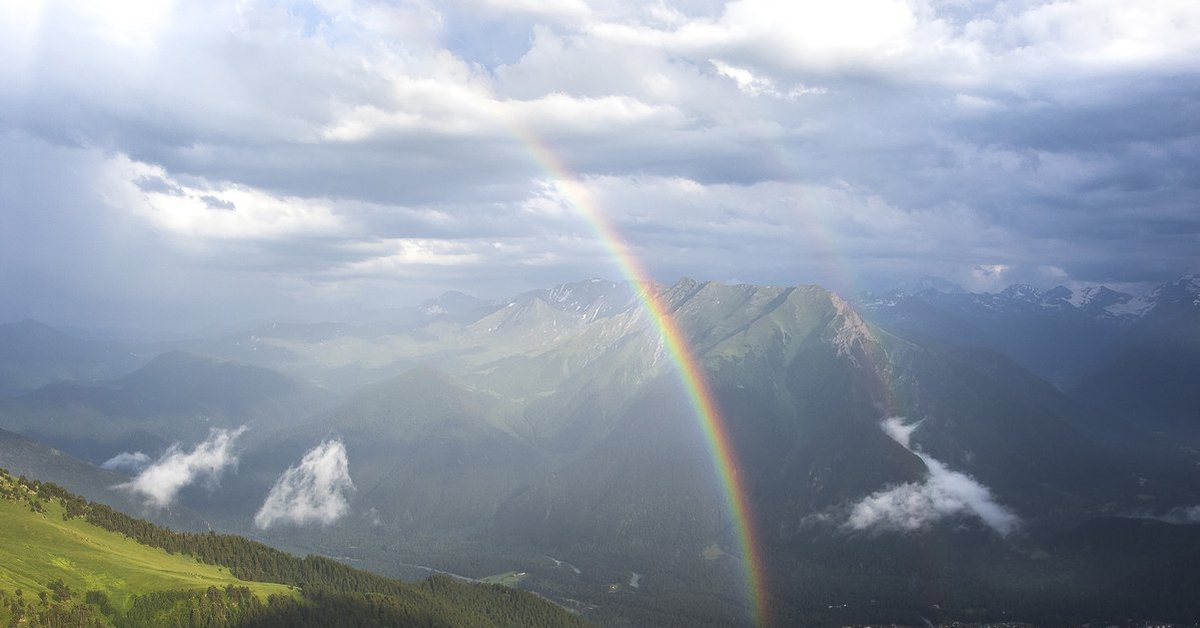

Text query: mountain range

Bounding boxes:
[1,274,1198,627]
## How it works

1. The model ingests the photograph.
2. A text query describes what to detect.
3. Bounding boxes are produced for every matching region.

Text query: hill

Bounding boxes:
[0,467,594,628]
[0,320,150,397]
[0,351,334,465]
[0,427,206,531]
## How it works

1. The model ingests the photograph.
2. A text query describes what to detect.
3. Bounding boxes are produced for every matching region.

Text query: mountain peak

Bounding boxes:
[1044,285,1073,301]
[999,283,1041,300]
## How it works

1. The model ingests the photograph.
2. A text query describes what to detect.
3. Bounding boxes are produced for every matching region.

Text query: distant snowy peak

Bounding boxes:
[1067,285,1123,309]
[999,283,1043,302]
[860,273,1200,325]
[1058,285,1143,320]
[958,284,1075,312]
[1156,272,1200,307]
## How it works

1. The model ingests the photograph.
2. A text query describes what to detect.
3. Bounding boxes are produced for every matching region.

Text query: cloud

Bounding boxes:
[117,427,247,508]
[2,0,1199,330]
[709,60,827,99]
[254,439,355,529]
[100,451,151,473]
[1161,505,1200,524]
[106,156,344,241]
[879,416,922,449]
[1126,504,1200,525]
[846,417,1021,536]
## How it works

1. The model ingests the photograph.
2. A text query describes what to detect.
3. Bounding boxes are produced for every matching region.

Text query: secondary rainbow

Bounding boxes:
[514,129,770,627]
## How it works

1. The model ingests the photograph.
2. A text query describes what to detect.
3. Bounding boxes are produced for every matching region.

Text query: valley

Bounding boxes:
[2,275,1198,627]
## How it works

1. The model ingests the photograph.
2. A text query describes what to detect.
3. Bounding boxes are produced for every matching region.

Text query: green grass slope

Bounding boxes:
[0,473,294,626]
[0,468,594,628]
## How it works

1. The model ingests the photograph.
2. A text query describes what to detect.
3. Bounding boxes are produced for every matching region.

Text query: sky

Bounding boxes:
[1,0,1198,331]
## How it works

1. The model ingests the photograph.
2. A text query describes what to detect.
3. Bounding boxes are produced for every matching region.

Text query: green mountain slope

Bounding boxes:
[0,468,594,628]
[0,427,207,531]
[0,471,294,626]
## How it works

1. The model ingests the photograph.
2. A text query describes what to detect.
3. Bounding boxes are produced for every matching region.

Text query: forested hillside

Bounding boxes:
[0,468,593,628]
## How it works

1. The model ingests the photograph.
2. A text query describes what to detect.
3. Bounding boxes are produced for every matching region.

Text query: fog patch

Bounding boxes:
[101,451,151,473]
[1126,504,1200,525]
[117,427,247,508]
[846,417,1020,537]
[880,417,922,448]
[254,439,354,529]
[1161,505,1200,524]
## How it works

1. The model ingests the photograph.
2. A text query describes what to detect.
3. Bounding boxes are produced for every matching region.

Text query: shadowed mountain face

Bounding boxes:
[855,284,1125,386]
[0,319,151,397]
[857,274,1200,460]
[1073,274,1200,427]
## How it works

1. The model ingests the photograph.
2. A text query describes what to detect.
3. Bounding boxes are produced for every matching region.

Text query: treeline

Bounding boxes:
[0,587,107,628]
[0,468,592,628]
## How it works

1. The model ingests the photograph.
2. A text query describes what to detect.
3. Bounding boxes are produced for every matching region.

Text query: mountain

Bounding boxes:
[15,277,1197,628]
[488,282,1166,558]
[0,319,151,397]
[171,291,498,392]
[855,273,1200,389]
[1073,273,1200,426]
[0,468,594,628]
[856,283,1126,385]
[198,279,1200,628]
[0,426,208,531]
[0,351,334,465]
[208,366,543,531]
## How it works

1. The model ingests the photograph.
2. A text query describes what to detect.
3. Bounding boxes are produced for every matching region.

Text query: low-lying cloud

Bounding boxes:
[1131,504,1200,525]
[117,427,247,508]
[101,451,151,473]
[846,417,1021,536]
[254,439,354,530]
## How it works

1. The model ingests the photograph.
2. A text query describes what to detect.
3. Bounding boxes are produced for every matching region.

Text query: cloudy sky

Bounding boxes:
[2,0,1197,330]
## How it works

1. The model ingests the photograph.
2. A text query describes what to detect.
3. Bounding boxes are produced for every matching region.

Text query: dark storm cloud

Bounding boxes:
[1,0,1198,329]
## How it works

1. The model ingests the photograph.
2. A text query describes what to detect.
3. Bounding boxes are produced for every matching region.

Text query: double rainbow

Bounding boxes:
[517,131,769,628]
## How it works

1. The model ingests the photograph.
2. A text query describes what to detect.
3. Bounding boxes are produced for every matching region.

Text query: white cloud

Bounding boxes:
[103,157,344,242]
[101,451,151,473]
[451,0,592,23]
[117,427,247,508]
[879,416,922,449]
[254,439,355,529]
[710,60,827,99]
[1153,504,1200,525]
[846,417,1021,536]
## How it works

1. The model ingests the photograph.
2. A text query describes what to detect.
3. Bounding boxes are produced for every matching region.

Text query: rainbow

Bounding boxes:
[514,130,769,627]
